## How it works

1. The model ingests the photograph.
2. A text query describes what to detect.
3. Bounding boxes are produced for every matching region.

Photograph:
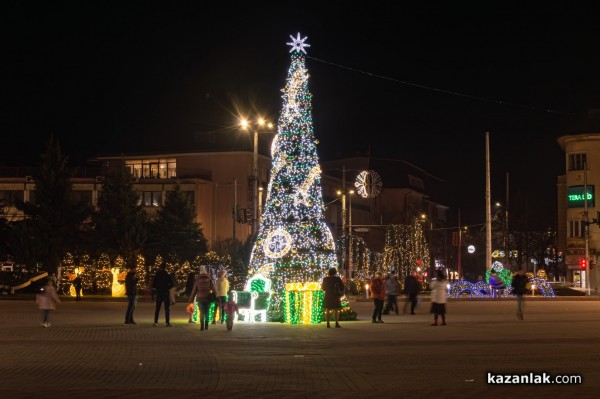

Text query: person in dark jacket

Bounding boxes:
[124,267,138,325]
[403,273,419,315]
[511,269,528,320]
[153,263,174,327]
[321,267,344,328]
[72,275,82,301]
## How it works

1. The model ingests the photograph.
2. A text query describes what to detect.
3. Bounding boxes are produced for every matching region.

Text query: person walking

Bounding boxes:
[36,278,61,327]
[188,266,216,331]
[153,263,174,327]
[512,269,528,320]
[430,270,447,326]
[383,273,400,315]
[185,270,196,323]
[72,275,82,301]
[124,267,138,325]
[214,270,230,324]
[321,267,345,328]
[370,272,386,323]
[223,294,239,331]
[403,272,419,315]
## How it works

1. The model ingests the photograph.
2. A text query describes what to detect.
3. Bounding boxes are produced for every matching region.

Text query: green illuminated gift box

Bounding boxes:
[284,282,323,324]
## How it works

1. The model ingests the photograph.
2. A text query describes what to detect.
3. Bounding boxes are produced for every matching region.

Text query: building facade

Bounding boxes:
[557,133,600,291]
[1,151,449,270]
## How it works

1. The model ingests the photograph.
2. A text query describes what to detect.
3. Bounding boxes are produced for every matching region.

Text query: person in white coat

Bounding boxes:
[430,270,447,326]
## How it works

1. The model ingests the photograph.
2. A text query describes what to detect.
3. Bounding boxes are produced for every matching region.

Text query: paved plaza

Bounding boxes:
[1,297,599,398]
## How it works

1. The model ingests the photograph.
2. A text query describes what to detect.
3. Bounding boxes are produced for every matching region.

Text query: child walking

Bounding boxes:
[36,277,61,327]
[223,295,239,331]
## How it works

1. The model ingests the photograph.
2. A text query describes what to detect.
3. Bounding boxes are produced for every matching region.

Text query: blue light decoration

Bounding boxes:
[448,280,490,298]
[449,277,555,298]
[247,34,338,320]
[528,277,556,297]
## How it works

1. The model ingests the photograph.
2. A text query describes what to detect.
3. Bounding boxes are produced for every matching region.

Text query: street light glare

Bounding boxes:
[240,118,249,129]
[349,190,355,195]
[257,118,265,126]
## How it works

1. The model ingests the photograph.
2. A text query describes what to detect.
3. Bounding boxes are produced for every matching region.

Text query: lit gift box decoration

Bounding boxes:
[284,282,323,324]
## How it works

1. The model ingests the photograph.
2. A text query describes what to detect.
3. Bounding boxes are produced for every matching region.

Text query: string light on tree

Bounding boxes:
[248,34,338,321]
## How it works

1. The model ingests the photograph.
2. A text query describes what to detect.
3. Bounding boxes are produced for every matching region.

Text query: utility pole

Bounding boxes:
[341,166,347,279]
[505,172,510,269]
[584,159,590,295]
[252,129,258,235]
[233,178,237,241]
[485,132,492,272]
[458,208,462,279]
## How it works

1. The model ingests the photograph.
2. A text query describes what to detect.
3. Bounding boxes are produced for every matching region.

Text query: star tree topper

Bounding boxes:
[287,32,310,54]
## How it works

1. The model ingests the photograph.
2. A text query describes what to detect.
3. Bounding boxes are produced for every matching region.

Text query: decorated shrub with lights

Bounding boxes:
[248,34,338,321]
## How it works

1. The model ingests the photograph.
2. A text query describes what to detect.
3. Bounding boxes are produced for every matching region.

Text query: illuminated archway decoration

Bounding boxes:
[449,277,555,298]
[449,280,491,298]
[528,277,556,297]
[284,281,323,324]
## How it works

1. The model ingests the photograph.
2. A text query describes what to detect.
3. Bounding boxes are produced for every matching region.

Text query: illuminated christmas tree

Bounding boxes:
[249,33,337,294]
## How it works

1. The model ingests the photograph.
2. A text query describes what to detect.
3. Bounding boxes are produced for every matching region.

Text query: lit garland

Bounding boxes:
[335,235,374,280]
[248,34,337,307]
[136,254,147,289]
[382,220,430,282]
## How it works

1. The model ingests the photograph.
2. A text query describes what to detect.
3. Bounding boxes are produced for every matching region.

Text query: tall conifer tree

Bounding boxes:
[249,34,337,292]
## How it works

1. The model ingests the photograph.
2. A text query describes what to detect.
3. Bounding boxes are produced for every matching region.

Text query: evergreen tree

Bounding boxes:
[146,183,207,264]
[249,34,337,292]
[16,136,90,274]
[93,164,147,269]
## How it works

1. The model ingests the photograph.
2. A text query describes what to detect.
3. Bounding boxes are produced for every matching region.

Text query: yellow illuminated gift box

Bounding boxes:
[284,282,323,324]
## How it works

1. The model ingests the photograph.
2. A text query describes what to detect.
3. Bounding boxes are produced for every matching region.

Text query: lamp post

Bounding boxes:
[336,189,354,279]
[240,117,273,235]
[348,189,354,278]
[337,190,347,278]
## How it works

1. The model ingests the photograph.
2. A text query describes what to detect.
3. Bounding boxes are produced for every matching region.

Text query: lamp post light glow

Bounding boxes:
[239,115,273,235]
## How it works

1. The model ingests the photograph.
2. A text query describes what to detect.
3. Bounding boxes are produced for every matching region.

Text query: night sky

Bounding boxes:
[3,2,600,226]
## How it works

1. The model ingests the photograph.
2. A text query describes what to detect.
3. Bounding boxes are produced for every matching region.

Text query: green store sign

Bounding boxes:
[567,186,595,208]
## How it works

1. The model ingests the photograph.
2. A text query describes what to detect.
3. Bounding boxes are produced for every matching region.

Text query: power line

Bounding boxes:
[307,56,575,116]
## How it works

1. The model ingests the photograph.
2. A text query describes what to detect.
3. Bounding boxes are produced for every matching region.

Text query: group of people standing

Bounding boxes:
[369,272,422,323]
[36,265,529,328]
[122,264,236,330]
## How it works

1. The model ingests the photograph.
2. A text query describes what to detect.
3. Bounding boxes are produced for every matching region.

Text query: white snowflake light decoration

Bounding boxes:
[286,32,310,54]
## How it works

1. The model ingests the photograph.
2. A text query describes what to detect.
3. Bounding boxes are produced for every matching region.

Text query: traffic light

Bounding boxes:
[580,258,588,270]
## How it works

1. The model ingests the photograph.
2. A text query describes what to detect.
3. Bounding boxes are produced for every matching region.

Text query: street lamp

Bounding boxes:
[337,189,355,279]
[240,116,274,235]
